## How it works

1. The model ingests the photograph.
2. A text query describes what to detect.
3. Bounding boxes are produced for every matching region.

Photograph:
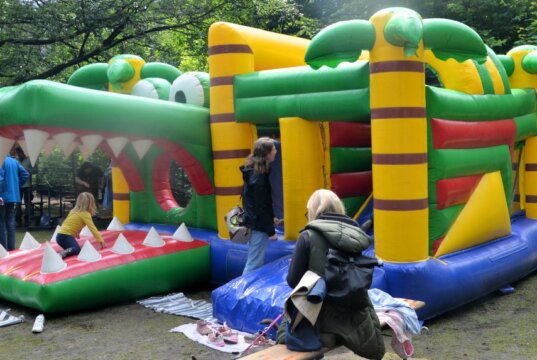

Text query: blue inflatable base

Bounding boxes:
[127,223,295,285]
[211,213,537,334]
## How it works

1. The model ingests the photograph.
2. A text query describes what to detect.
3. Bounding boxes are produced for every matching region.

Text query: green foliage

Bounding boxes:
[37,147,109,193]
[0,0,534,86]
[296,0,536,54]
[169,161,192,206]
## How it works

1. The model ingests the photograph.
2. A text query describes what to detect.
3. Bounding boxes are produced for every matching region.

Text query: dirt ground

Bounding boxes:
[2,230,537,359]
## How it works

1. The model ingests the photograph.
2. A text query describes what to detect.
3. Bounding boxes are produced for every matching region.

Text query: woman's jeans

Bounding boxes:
[56,233,81,257]
[242,230,269,275]
[0,203,16,250]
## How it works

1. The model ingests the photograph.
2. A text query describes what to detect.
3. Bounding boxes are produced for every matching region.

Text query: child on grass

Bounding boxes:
[57,192,106,258]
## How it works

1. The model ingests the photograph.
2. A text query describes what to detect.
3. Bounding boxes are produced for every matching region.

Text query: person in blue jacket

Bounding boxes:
[0,152,29,250]
[240,137,279,275]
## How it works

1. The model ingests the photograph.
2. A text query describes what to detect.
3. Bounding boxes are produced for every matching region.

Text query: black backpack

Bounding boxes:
[324,248,381,307]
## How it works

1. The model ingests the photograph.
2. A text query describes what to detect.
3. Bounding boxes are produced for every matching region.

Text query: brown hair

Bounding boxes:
[73,192,98,216]
[306,189,345,222]
[245,137,275,174]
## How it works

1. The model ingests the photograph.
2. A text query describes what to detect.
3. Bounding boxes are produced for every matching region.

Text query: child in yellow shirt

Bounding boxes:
[57,192,106,258]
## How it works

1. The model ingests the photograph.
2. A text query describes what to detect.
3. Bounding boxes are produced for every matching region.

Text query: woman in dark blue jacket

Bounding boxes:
[241,137,278,275]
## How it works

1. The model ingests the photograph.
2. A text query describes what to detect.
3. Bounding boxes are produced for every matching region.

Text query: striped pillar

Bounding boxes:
[105,58,143,224]
[524,136,537,218]
[111,166,130,224]
[208,23,256,238]
[369,11,429,261]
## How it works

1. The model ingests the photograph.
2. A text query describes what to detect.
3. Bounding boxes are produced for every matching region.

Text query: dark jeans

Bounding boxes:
[0,203,17,250]
[16,187,33,226]
[56,233,81,257]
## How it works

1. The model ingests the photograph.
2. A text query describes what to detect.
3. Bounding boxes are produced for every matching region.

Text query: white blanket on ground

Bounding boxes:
[170,323,258,354]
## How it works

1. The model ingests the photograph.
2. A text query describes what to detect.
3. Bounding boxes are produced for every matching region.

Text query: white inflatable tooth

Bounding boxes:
[107,217,125,231]
[62,142,77,157]
[23,129,48,166]
[0,136,15,166]
[53,132,77,156]
[80,226,92,237]
[77,240,102,262]
[111,234,134,254]
[40,242,67,274]
[132,139,153,160]
[19,232,40,250]
[81,134,103,155]
[142,227,165,247]
[106,137,129,158]
[0,244,8,259]
[172,223,193,242]
[51,225,61,243]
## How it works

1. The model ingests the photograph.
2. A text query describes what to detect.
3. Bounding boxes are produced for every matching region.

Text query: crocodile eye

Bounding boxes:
[131,78,171,100]
[169,72,210,107]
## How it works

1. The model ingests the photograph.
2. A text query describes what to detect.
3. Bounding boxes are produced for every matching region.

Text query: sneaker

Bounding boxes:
[59,249,72,259]
[32,314,45,333]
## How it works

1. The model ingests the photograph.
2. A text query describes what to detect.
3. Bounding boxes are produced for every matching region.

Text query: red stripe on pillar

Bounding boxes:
[208,45,253,55]
[370,61,424,73]
[372,153,427,165]
[371,107,426,119]
[215,186,243,196]
[374,198,428,211]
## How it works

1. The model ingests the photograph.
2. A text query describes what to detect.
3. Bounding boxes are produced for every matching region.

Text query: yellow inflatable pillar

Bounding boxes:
[369,10,429,261]
[524,137,537,218]
[105,56,145,222]
[208,23,256,239]
[280,118,327,239]
[111,166,130,224]
[208,22,309,238]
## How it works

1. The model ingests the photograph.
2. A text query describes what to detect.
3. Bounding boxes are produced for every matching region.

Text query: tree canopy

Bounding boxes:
[0,0,535,86]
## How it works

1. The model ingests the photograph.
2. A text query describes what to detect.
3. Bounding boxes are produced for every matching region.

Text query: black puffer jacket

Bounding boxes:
[287,213,385,360]
[240,165,275,236]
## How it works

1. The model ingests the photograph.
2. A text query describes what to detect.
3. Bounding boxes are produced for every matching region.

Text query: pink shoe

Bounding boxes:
[208,332,225,347]
[391,336,414,358]
[216,325,239,344]
[196,320,212,336]
[222,331,239,344]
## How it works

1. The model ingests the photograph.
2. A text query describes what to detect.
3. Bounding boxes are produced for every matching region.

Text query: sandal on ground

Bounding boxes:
[196,320,212,336]
[215,324,239,344]
[207,331,225,347]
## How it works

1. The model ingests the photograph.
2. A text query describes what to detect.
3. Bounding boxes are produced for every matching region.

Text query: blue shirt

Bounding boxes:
[0,156,29,203]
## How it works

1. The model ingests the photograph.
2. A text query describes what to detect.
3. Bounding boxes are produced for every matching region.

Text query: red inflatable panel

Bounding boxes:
[331,171,372,198]
[431,118,516,152]
[436,174,482,209]
[329,122,371,147]
[0,230,207,285]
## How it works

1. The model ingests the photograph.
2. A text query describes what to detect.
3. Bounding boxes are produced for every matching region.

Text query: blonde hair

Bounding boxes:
[245,137,275,174]
[73,192,98,216]
[306,189,345,222]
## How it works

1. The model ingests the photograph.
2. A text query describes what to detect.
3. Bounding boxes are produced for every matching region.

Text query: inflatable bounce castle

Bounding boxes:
[0,7,536,333]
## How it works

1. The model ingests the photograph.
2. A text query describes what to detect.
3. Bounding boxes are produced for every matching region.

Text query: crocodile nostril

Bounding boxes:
[175,91,186,103]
